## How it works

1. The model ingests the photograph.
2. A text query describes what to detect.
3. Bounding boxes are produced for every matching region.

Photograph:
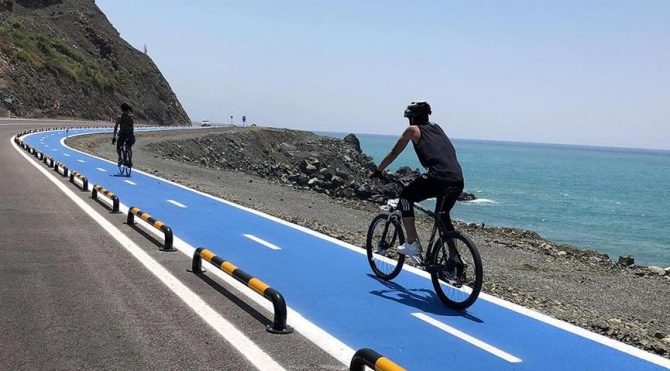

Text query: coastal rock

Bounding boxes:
[618,255,635,266]
[343,134,362,153]
[458,192,477,201]
[647,266,666,276]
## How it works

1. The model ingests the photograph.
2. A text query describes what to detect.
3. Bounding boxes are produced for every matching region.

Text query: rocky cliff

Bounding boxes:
[0,0,190,124]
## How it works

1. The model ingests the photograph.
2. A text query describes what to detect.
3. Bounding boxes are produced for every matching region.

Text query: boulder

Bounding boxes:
[458,192,477,201]
[618,255,635,266]
[355,184,373,199]
[343,134,362,153]
[647,266,666,276]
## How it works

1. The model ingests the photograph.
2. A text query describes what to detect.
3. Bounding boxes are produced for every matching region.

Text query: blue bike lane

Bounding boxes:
[21,128,670,371]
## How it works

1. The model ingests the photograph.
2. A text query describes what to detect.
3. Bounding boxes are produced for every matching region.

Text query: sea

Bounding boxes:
[319,132,670,268]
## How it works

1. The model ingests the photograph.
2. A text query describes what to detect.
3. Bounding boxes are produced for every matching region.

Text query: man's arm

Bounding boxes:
[112,117,119,144]
[375,126,419,173]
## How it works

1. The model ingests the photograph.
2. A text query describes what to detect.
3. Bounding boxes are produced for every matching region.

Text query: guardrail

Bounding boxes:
[349,348,405,371]
[191,247,293,334]
[42,155,54,167]
[53,161,69,177]
[126,207,175,251]
[92,184,120,213]
[69,171,89,191]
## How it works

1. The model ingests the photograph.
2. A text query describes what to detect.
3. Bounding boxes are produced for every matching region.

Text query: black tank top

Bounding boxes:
[117,113,134,134]
[412,123,463,182]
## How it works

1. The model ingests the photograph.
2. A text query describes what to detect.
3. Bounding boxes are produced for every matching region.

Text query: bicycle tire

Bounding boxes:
[366,213,405,280]
[429,231,483,310]
[119,145,132,177]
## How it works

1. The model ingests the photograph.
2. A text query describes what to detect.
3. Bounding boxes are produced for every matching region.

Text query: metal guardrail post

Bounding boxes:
[126,207,175,251]
[192,247,293,334]
[92,184,120,213]
[350,348,405,371]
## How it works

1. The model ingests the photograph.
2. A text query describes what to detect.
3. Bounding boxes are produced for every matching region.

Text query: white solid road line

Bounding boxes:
[167,199,187,208]
[11,136,285,371]
[124,180,137,185]
[243,234,282,250]
[96,167,106,172]
[412,312,522,363]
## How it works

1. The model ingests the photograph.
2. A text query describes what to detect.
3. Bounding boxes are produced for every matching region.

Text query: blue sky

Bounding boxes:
[97,1,669,150]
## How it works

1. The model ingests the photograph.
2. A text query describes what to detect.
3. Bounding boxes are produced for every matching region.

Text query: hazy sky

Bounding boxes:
[97,1,669,149]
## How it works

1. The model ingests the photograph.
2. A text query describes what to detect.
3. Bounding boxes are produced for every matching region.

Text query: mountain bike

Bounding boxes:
[118,138,133,177]
[365,178,483,310]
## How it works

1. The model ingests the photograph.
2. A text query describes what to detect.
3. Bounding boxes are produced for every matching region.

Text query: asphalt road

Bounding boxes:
[0,120,342,370]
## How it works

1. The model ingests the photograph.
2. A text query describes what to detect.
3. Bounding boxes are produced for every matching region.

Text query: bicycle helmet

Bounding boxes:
[120,102,132,112]
[403,101,431,118]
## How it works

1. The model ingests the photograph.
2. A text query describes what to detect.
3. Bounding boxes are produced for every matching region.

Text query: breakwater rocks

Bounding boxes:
[146,127,475,204]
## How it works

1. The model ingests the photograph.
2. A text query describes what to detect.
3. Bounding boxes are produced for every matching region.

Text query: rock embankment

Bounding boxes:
[147,127,475,204]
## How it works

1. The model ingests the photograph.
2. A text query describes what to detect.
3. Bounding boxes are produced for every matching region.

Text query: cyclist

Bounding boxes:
[112,102,135,166]
[370,101,464,256]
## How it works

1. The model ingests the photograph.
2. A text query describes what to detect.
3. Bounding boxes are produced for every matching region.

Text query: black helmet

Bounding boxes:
[403,101,431,118]
[120,102,132,112]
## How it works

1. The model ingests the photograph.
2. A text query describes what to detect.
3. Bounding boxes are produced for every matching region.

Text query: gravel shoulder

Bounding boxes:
[68,127,670,358]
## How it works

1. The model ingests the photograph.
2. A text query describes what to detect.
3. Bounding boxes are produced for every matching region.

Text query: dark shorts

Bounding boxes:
[116,133,135,152]
[398,174,464,231]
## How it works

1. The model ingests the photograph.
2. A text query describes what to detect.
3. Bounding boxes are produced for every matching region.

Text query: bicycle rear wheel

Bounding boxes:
[366,214,405,280]
[119,146,132,177]
[429,232,483,310]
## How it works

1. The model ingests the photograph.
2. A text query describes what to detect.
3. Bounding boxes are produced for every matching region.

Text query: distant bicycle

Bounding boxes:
[365,177,483,310]
[118,138,132,177]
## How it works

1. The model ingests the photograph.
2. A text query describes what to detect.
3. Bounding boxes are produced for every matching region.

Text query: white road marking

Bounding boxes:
[44,144,49,147]
[124,180,137,185]
[52,148,58,151]
[167,199,187,208]
[77,159,85,163]
[96,167,106,172]
[64,153,70,157]
[412,313,522,363]
[12,136,285,371]
[243,234,282,250]
[59,129,670,369]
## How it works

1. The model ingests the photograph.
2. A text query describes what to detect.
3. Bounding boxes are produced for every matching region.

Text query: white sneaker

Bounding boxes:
[398,240,422,256]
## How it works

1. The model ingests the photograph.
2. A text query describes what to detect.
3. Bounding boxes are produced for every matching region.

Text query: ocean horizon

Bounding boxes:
[317,131,670,268]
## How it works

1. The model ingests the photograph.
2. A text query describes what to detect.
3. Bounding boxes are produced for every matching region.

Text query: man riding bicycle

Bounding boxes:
[112,102,135,167]
[370,101,464,256]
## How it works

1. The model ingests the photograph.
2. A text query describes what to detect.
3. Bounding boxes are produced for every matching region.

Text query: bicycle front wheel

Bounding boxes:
[429,232,483,310]
[366,214,405,280]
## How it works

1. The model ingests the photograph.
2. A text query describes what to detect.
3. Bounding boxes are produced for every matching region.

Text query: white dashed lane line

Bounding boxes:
[77,159,85,163]
[243,234,282,250]
[124,180,137,185]
[96,167,107,172]
[412,312,522,363]
[167,199,187,208]
[64,153,70,157]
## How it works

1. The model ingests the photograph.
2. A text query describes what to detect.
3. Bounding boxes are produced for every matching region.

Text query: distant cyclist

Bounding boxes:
[370,101,464,256]
[112,102,135,166]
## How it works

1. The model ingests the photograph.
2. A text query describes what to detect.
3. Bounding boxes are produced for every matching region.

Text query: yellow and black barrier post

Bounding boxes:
[54,161,69,177]
[192,247,293,334]
[126,207,175,251]
[69,171,89,191]
[349,348,405,371]
[92,184,120,213]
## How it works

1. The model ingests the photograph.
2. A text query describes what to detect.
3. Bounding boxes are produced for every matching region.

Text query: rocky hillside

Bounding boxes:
[0,0,190,124]
[146,127,476,203]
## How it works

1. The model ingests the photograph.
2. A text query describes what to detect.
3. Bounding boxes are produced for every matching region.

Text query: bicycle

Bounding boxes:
[118,138,133,177]
[365,177,483,310]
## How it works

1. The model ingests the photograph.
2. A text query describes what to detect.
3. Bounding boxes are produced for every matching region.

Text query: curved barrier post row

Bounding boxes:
[349,348,405,371]
[192,247,293,334]
[92,184,120,213]
[69,171,89,191]
[126,207,175,251]
[54,161,69,177]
